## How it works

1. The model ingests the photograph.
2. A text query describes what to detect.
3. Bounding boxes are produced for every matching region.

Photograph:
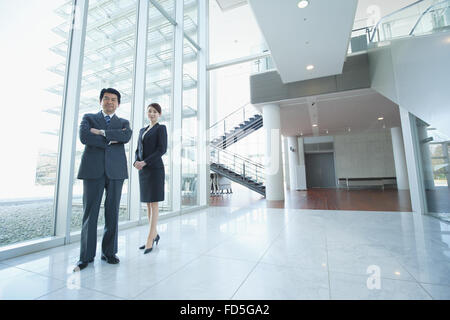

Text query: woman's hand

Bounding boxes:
[134,161,147,170]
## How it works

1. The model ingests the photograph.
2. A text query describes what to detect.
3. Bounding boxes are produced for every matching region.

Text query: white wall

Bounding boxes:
[369,31,450,137]
[334,129,396,179]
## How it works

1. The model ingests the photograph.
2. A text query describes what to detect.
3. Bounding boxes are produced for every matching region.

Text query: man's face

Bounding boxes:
[101,92,119,115]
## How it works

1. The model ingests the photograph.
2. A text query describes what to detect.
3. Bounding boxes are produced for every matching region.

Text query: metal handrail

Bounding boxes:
[209,102,251,129]
[210,148,265,181]
[211,116,263,146]
[209,102,262,143]
[370,0,425,42]
[210,145,264,170]
[409,0,450,35]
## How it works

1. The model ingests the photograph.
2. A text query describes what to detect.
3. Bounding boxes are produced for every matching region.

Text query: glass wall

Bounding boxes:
[182,0,200,208]
[209,62,265,164]
[140,0,175,218]
[182,40,199,208]
[414,118,450,220]
[0,0,70,247]
[70,0,137,232]
[0,0,206,255]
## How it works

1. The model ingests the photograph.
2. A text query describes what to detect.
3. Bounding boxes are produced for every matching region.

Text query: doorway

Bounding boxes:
[305,152,336,188]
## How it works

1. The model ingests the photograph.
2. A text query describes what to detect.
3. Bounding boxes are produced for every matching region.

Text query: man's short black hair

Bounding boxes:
[100,88,121,104]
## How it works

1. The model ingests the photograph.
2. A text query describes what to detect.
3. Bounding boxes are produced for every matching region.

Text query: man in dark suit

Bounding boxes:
[74,88,132,272]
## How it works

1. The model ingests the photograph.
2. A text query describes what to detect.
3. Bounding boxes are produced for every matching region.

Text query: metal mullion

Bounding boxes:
[197,0,208,206]
[150,0,177,26]
[129,0,149,223]
[172,0,184,212]
[54,0,89,243]
[183,32,200,51]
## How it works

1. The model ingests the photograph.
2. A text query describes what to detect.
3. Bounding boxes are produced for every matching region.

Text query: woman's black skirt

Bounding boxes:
[139,167,165,203]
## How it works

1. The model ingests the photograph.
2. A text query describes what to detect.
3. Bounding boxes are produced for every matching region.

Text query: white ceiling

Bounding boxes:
[248,0,358,83]
[277,89,401,137]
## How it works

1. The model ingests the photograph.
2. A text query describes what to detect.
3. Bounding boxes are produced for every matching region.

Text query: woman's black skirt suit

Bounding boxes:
[135,123,168,203]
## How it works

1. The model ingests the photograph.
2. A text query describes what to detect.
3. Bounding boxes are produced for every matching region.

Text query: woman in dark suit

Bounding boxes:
[134,103,168,254]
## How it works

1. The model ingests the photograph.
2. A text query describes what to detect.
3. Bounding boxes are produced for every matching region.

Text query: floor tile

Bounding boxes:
[420,283,450,300]
[0,267,66,300]
[233,263,329,300]
[134,255,256,300]
[37,286,123,300]
[329,272,432,300]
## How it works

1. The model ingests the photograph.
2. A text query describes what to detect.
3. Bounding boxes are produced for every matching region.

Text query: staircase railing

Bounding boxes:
[369,0,450,43]
[209,102,262,143]
[210,145,265,186]
[410,0,450,35]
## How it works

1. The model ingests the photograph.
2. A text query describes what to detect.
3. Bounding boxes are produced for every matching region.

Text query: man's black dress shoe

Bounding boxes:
[101,254,120,264]
[73,259,93,272]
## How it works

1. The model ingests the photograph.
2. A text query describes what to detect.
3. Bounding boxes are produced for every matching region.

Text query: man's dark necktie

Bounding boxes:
[105,115,111,127]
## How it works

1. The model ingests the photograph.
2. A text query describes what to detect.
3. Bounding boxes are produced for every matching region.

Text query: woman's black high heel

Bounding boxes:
[144,234,160,255]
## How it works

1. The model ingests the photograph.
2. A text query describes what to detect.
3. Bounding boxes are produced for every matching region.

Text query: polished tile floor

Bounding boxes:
[1,206,450,300]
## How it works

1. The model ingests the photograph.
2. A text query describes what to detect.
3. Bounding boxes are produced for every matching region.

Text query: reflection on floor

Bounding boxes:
[1,206,449,300]
[426,187,450,215]
[210,184,413,212]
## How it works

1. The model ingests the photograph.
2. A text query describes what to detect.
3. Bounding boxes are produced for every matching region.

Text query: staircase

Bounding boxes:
[210,103,263,150]
[209,104,266,197]
[210,146,266,196]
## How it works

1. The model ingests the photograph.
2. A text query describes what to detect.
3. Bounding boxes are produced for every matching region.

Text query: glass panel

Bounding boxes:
[373,0,443,42]
[153,0,175,19]
[71,0,137,232]
[182,39,199,208]
[209,61,255,128]
[0,0,70,247]
[412,0,450,36]
[184,0,198,44]
[209,0,267,64]
[140,1,175,218]
[414,118,450,219]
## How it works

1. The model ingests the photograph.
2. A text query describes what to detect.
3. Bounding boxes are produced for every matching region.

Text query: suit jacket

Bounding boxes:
[77,111,133,180]
[135,123,168,169]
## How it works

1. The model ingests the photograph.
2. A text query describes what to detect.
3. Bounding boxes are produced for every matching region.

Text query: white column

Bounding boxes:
[54,0,89,242]
[297,137,307,190]
[129,0,149,222]
[444,143,450,185]
[391,127,410,190]
[416,123,435,190]
[263,103,284,201]
[399,107,427,214]
[283,137,290,190]
[287,136,301,190]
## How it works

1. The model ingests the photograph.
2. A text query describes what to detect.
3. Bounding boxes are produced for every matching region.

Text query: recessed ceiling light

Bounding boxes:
[378,117,384,121]
[312,124,318,127]
[298,0,309,9]
[306,65,315,71]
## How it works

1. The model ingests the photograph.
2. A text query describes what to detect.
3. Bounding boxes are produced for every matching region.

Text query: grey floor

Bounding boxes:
[1,206,450,300]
